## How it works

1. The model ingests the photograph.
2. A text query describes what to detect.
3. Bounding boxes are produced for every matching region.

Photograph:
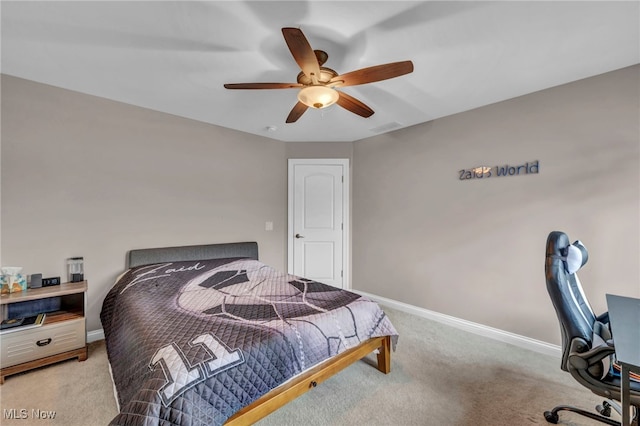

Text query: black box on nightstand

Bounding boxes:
[41,277,61,287]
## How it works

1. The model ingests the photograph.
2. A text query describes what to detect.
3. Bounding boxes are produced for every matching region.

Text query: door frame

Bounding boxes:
[287,158,350,289]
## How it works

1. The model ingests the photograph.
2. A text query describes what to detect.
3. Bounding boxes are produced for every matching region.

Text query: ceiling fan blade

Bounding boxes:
[286,101,309,123]
[336,91,374,118]
[282,27,321,82]
[330,61,414,87]
[224,82,302,89]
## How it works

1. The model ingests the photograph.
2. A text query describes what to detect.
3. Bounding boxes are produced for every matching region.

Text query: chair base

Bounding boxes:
[544,402,638,426]
[544,404,621,425]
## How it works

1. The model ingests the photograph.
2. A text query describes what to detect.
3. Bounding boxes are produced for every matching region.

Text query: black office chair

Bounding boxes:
[544,231,639,425]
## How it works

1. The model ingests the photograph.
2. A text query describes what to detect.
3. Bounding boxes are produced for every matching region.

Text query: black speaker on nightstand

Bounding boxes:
[29,273,43,289]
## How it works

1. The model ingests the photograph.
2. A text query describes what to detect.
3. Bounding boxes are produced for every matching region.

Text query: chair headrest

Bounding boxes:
[564,240,588,274]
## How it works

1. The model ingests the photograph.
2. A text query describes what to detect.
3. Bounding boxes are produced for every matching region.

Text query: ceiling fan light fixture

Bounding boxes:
[224,27,413,123]
[297,85,339,109]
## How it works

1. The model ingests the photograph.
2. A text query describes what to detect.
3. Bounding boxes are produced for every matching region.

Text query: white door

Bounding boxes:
[288,159,349,289]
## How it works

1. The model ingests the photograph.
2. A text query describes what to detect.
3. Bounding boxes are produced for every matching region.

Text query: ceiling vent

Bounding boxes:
[369,121,403,133]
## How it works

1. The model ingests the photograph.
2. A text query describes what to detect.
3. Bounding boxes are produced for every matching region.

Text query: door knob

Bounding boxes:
[295,234,304,239]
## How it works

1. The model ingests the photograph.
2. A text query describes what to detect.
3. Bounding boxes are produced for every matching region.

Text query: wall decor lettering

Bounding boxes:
[459,160,539,181]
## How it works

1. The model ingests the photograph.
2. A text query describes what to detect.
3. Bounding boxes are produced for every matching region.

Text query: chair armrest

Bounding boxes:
[596,311,610,324]
[568,338,616,371]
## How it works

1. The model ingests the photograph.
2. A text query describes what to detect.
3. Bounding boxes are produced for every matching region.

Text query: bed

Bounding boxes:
[100,242,398,425]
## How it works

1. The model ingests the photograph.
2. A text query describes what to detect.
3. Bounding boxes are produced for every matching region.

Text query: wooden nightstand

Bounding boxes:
[0,281,88,384]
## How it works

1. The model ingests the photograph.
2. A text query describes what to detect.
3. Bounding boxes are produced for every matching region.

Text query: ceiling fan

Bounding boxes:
[224,27,414,123]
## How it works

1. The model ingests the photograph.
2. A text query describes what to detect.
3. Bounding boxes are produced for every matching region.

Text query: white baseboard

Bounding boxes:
[86,293,561,358]
[87,328,105,343]
[354,290,561,358]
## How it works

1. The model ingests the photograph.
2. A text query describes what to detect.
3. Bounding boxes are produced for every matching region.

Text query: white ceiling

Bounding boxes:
[2,1,638,142]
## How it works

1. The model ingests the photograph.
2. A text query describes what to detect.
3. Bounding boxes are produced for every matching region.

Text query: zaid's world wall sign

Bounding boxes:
[459,160,539,181]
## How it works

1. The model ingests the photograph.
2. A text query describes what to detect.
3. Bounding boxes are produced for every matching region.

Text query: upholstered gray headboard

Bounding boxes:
[127,242,259,268]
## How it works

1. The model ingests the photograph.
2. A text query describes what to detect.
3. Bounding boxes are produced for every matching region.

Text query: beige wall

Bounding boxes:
[2,66,638,345]
[1,76,287,331]
[285,142,353,160]
[352,65,640,344]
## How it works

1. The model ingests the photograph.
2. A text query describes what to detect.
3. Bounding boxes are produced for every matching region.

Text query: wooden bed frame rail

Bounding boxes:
[225,335,391,425]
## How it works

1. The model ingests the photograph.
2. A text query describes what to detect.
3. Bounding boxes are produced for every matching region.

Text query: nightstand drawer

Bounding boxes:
[1,318,85,368]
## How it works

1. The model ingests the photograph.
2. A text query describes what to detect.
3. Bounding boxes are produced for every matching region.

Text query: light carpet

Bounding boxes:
[0,306,611,425]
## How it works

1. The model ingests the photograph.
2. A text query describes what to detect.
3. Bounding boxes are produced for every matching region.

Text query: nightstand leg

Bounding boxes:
[78,345,88,362]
